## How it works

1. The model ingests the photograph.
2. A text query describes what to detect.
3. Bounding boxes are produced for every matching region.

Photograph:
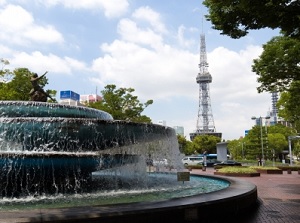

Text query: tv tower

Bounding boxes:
[190,34,222,140]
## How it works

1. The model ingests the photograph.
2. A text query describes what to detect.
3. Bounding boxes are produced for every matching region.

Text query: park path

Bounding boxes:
[192,167,300,223]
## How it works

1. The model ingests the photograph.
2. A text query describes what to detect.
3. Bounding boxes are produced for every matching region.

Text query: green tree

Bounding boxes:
[245,124,296,160]
[227,138,246,160]
[252,36,300,93]
[277,81,300,132]
[177,135,193,155]
[203,0,300,39]
[267,133,287,160]
[267,124,297,139]
[293,140,300,161]
[0,59,12,98]
[267,125,296,160]
[45,89,57,103]
[88,84,153,123]
[0,58,12,80]
[244,125,267,159]
[191,134,221,155]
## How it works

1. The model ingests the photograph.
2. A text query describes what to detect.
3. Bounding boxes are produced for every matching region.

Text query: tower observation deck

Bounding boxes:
[190,34,222,141]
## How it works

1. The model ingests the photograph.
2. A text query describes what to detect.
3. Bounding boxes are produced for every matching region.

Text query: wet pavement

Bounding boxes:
[192,167,300,223]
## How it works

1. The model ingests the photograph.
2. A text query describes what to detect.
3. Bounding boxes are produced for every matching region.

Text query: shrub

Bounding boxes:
[218,167,257,174]
[250,166,280,170]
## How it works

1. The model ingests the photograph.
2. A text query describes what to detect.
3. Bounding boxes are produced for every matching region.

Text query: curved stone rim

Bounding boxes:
[0,101,113,119]
[0,174,257,223]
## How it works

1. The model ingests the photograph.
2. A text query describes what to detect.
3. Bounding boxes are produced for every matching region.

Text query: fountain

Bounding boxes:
[0,101,257,223]
[0,101,181,195]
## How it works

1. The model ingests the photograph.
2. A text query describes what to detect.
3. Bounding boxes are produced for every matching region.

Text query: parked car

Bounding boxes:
[153,158,168,167]
[182,156,203,166]
[213,160,242,167]
[201,160,222,167]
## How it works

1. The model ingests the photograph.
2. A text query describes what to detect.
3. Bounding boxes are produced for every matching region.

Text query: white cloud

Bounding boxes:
[0,4,33,32]
[42,0,129,18]
[0,44,13,56]
[132,6,167,34]
[65,57,88,71]
[11,51,87,75]
[0,4,64,45]
[23,25,64,44]
[117,18,163,49]
[177,25,197,48]
[92,38,197,100]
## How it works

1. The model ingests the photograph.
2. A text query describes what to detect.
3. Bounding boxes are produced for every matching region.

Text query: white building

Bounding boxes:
[80,94,102,104]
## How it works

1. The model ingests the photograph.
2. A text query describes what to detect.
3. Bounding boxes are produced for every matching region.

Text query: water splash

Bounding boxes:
[0,101,181,198]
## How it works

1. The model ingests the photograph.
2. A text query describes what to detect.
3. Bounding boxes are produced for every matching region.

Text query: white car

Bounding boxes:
[153,158,168,167]
[181,156,203,166]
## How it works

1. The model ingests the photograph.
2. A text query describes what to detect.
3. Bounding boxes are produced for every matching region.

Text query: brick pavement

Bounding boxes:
[192,168,300,223]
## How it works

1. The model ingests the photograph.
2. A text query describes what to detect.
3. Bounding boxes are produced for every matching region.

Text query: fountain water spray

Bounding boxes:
[0,101,181,197]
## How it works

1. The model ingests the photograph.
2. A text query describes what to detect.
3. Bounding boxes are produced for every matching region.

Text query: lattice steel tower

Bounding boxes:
[190,34,222,140]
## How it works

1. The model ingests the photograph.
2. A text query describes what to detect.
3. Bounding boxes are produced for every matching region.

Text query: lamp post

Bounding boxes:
[251,116,270,166]
[288,136,300,166]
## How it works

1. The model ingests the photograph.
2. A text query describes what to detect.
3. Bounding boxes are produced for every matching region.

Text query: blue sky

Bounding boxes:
[0,0,280,140]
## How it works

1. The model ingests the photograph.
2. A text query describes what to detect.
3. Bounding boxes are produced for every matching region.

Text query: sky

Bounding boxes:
[0,0,280,140]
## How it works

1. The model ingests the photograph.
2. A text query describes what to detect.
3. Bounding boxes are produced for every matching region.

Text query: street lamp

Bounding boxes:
[251,116,270,165]
[288,136,300,166]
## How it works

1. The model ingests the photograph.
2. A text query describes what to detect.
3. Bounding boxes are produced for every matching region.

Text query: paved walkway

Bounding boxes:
[192,168,300,223]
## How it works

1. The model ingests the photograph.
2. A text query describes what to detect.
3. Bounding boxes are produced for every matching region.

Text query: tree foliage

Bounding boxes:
[177,135,193,154]
[177,134,221,155]
[88,84,153,123]
[203,0,300,39]
[277,81,300,132]
[268,133,287,159]
[293,140,300,161]
[252,36,300,93]
[0,58,11,80]
[227,139,246,160]
[244,124,296,160]
[243,125,265,159]
[191,134,221,155]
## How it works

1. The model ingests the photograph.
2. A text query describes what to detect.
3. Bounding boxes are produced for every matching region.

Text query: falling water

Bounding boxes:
[0,101,183,198]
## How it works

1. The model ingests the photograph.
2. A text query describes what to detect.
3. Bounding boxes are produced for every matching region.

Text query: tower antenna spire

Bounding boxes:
[201,13,204,34]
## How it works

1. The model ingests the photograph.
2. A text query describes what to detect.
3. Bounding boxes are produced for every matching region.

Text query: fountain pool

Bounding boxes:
[0,173,230,210]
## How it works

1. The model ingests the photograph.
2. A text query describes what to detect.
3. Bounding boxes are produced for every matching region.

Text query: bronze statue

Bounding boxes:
[29,71,54,102]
